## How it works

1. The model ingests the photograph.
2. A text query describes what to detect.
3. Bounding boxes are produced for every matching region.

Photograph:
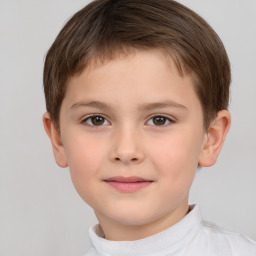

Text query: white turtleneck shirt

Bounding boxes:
[84,205,256,256]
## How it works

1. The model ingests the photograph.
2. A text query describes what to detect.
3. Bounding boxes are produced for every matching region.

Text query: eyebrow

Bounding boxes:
[138,101,188,111]
[70,101,110,111]
[70,100,187,111]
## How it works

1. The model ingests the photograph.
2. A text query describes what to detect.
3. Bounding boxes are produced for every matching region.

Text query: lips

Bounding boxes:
[104,176,153,192]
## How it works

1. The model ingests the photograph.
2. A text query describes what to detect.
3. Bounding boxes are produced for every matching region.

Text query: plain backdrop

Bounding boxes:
[0,0,255,255]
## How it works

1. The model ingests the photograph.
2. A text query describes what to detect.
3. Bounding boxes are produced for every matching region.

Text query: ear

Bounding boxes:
[199,110,231,167]
[42,112,68,168]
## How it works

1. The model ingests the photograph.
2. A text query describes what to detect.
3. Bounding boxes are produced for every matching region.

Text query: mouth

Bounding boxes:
[103,176,153,192]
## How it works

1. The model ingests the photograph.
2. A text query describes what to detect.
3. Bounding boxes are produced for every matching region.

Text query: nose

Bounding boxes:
[110,127,145,165]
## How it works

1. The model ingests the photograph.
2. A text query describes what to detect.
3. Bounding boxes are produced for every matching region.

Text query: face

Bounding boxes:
[58,50,208,238]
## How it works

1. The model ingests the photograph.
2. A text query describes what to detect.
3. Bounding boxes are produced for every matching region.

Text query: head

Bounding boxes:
[43,0,231,240]
[43,0,230,131]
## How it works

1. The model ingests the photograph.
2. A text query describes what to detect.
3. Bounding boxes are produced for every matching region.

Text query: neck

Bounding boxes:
[95,201,189,241]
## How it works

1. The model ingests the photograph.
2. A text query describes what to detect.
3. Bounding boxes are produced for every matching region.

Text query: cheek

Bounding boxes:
[150,131,202,179]
[150,133,201,205]
[63,133,106,192]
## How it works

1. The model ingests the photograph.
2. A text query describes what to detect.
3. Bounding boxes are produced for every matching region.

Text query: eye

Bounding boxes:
[147,115,173,126]
[83,115,110,126]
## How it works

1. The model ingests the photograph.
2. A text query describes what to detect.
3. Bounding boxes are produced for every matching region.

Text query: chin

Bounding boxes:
[107,208,162,227]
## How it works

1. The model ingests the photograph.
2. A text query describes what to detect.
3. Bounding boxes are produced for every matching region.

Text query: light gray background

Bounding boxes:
[0,0,255,255]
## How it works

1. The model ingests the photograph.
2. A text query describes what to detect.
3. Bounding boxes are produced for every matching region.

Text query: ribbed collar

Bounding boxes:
[89,205,203,256]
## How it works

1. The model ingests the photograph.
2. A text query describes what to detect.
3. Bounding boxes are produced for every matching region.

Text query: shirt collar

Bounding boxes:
[89,205,203,256]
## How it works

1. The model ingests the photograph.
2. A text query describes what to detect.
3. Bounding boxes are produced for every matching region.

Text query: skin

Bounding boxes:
[43,50,231,241]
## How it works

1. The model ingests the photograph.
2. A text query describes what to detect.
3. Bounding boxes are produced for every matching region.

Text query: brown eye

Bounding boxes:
[153,116,167,125]
[84,115,109,126]
[91,116,105,125]
[147,115,172,126]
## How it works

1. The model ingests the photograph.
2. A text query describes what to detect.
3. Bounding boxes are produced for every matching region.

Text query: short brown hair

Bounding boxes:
[43,0,230,130]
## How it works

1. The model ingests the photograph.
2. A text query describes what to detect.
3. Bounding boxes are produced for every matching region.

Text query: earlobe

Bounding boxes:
[43,112,68,168]
[199,110,231,167]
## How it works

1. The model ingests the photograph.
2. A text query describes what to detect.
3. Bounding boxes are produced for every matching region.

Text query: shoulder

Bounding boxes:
[83,247,97,256]
[201,221,256,255]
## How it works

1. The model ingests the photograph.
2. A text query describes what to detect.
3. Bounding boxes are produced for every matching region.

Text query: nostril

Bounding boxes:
[114,157,138,162]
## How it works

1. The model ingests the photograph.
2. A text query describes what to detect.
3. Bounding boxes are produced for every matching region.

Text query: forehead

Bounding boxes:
[63,49,202,114]
[77,46,189,77]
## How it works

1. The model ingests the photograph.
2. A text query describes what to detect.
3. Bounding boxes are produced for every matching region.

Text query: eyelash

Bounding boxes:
[147,115,174,126]
[82,114,174,127]
[82,114,110,127]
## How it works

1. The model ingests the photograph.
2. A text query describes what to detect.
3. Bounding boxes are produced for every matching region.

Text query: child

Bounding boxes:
[42,0,256,255]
